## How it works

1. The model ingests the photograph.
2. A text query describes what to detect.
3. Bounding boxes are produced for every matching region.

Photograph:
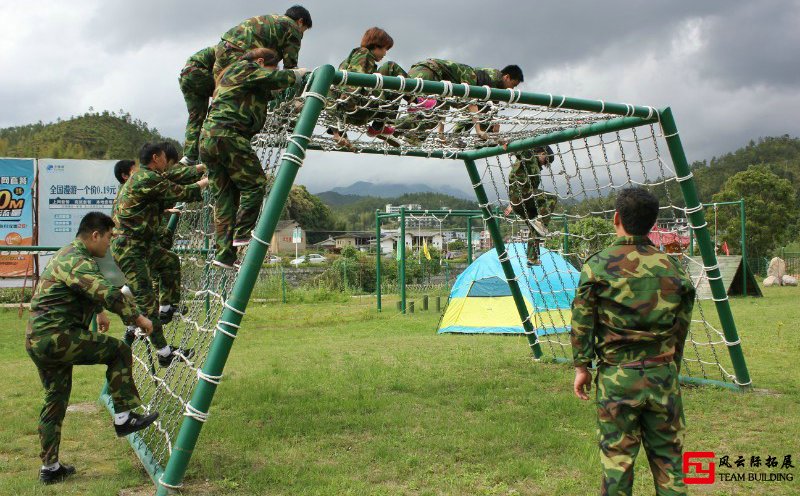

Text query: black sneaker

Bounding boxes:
[39,463,76,484]
[158,346,195,368]
[158,304,187,324]
[114,411,159,437]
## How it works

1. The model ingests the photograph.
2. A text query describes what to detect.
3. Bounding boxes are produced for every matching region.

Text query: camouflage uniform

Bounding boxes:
[570,235,696,496]
[213,14,302,79]
[330,47,408,131]
[199,60,297,265]
[397,59,505,140]
[180,46,215,163]
[112,166,203,348]
[508,150,557,264]
[26,239,143,465]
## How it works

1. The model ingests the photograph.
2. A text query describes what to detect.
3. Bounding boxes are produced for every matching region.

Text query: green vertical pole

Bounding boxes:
[740,198,747,296]
[466,217,473,263]
[399,207,406,314]
[660,108,751,388]
[689,222,695,257]
[155,65,336,495]
[462,157,543,358]
[562,215,569,254]
[376,210,382,312]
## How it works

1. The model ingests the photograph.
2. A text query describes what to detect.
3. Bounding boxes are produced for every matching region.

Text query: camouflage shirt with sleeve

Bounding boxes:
[203,60,297,139]
[413,59,504,87]
[183,46,216,72]
[28,239,140,336]
[220,14,302,69]
[112,166,203,241]
[570,235,695,368]
[339,47,378,74]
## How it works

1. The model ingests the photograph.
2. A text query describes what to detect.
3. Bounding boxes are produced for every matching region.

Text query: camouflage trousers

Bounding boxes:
[332,61,409,130]
[111,236,170,349]
[200,133,267,265]
[26,329,141,464]
[394,62,453,141]
[511,191,557,264]
[595,362,686,496]
[179,67,214,162]
[150,242,181,306]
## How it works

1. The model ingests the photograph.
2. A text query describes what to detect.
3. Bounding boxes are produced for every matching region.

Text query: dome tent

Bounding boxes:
[438,243,580,335]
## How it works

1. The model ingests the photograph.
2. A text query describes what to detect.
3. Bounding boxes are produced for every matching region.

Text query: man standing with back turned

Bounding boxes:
[570,187,695,496]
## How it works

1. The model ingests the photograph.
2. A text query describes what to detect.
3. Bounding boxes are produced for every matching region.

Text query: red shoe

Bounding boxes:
[367,124,396,137]
[408,98,436,112]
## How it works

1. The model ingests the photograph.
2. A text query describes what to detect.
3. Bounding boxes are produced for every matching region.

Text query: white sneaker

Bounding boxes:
[179,156,196,166]
[531,218,549,237]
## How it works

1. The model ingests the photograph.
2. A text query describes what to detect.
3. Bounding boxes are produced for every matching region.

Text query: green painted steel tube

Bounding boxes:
[333,71,659,119]
[740,198,747,296]
[463,158,543,358]
[399,207,406,314]
[306,142,464,160]
[155,65,337,495]
[660,107,751,389]
[462,115,659,161]
[376,209,382,312]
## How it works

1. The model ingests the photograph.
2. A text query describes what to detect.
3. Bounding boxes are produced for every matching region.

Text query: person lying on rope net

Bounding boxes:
[392,59,524,146]
[503,145,558,267]
[326,26,410,149]
[26,212,160,485]
[212,5,312,80]
[112,142,209,366]
[199,47,308,269]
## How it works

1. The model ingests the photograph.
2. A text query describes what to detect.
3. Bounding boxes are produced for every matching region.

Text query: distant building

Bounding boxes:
[271,220,306,254]
[334,232,374,251]
[312,236,337,253]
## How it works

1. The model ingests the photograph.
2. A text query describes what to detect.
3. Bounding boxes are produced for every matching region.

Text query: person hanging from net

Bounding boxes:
[327,27,409,149]
[178,46,215,166]
[200,48,308,268]
[26,212,159,485]
[393,59,523,145]
[503,146,557,267]
[112,143,209,366]
[212,5,312,80]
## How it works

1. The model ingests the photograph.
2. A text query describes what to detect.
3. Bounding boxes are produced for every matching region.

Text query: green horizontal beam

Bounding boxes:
[462,114,660,161]
[333,71,659,119]
[306,142,463,160]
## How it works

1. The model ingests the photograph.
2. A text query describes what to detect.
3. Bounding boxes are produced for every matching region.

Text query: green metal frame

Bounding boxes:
[47,66,750,494]
[375,209,482,312]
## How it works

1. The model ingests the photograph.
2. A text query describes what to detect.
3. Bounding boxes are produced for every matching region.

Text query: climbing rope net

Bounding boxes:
[122,71,749,489]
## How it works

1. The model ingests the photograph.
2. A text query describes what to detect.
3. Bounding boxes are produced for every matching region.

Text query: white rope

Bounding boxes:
[303,91,326,103]
[373,72,384,90]
[482,85,492,100]
[215,324,237,339]
[461,82,470,99]
[197,369,223,385]
[339,71,348,86]
[184,403,209,423]
[675,172,694,182]
[441,80,454,97]
[251,232,270,247]
[282,152,304,167]
[223,301,244,315]
[158,476,183,490]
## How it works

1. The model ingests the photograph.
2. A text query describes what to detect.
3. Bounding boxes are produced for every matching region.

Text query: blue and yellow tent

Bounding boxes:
[437,243,579,335]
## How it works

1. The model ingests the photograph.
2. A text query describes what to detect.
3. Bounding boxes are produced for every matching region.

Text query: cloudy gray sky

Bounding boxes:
[1,1,798,194]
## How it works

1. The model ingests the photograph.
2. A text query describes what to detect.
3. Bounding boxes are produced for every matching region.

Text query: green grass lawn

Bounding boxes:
[1,287,798,495]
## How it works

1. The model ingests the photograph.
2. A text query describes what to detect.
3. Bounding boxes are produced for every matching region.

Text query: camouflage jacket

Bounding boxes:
[339,47,378,74]
[183,46,215,73]
[203,60,297,139]
[570,235,695,367]
[221,15,302,69]
[509,151,542,199]
[413,59,504,87]
[112,166,203,241]
[28,239,140,336]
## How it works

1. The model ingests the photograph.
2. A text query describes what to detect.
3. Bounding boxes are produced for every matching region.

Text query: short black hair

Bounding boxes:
[615,187,659,235]
[501,65,524,82]
[77,211,115,237]
[159,141,180,163]
[535,145,555,166]
[285,5,312,28]
[138,142,165,166]
[113,159,135,184]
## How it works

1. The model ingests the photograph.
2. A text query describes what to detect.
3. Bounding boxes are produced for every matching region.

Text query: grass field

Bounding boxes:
[1,286,798,495]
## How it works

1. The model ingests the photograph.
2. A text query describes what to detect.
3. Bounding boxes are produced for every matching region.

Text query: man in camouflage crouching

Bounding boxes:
[26,212,159,484]
[571,187,695,496]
